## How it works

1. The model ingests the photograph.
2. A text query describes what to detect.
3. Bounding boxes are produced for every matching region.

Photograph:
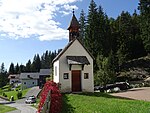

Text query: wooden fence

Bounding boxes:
[41,90,51,113]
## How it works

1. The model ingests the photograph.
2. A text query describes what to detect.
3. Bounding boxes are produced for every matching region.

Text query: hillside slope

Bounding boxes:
[117,56,150,83]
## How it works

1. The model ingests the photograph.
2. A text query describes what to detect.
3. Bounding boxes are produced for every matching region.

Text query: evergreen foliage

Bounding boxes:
[138,0,150,53]
[0,63,8,87]
[14,63,20,74]
[7,50,58,74]
[95,54,116,86]
[9,63,15,74]
[79,0,149,85]
[79,9,86,43]
[17,91,22,99]
[25,60,32,72]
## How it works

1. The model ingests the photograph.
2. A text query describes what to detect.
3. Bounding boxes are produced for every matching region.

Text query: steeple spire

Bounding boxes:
[67,10,79,42]
[72,8,75,14]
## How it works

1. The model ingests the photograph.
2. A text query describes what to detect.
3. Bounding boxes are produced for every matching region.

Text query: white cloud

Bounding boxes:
[0,0,81,41]
[60,4,78,16]
[63,4,78,11]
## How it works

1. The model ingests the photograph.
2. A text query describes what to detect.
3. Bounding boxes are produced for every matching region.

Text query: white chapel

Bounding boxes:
[53,11,94,93]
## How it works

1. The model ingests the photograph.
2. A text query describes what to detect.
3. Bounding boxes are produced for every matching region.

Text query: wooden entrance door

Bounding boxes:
[72,70,81,92]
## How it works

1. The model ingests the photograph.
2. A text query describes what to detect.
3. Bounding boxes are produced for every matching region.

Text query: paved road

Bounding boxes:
[4,86,41,113]
[6,103,37,113]
[25,86,41,97]
[16,86,41,104]
[111,87,150,101]
[0,97,11,104]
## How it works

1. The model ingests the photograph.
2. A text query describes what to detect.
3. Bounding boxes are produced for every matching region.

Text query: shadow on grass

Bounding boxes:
[62,94,75,113]
[77,92,134,100]
[77,92,115,98]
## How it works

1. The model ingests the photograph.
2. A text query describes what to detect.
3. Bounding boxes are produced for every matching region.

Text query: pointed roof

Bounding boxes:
[67,11,79,30]
[52,38,94,63]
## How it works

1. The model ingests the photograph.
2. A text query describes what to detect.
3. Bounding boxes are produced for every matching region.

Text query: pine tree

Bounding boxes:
[0,63,8,87]
[31,54,37,72]
[51,50,57,61]
[97,7,111,56]
[32,54,41,72]
[117,11,132,65]
[129,10,146,59]
[15,63,20,74]
[79,9,86,43]
[36,54,41,71]
[85,0,98,57]
[9,63,15,74]
[95,54,116,86]
[85,1,111,57]
[19,64,26,73]
[138,0,150,53]
[44,51,50,68]
[0,63,5,73]
[25,60,31,72]
[109,17,120,54]
[41,50,51,69]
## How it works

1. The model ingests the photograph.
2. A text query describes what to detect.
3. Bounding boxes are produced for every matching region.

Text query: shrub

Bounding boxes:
[38,81,62,113]
[0,89,2,95]
[17,91,22,99]
[10,96,14,101]
[144,82,150,87]
[2,92,7,97]
[4,94,7,97]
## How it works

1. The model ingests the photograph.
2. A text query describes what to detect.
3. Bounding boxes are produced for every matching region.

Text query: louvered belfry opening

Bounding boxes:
[67,10,79,42]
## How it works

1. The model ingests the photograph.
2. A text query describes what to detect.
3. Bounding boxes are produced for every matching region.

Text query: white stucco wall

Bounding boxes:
[21,79,38,89]
[55,39,94,92]
[9,79,20,84]
[81,64,94,92]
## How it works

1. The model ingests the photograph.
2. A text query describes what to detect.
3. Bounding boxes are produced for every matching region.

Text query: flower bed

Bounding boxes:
[38,81,62,113]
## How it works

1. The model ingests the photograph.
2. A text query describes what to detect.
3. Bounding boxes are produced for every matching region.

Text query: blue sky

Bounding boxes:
[0,0,139,70]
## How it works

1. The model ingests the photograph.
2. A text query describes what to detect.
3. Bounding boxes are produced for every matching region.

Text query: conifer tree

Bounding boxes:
[79,9,86,43]
[19,64,26,73]
[32,54,41,72]
[85,0,98,57]
[117,11,132,65]
[25,60,31,72]
[15,63,20,74]
[138,0,150,53]
[9,63,15,74]
[0,63,8,87]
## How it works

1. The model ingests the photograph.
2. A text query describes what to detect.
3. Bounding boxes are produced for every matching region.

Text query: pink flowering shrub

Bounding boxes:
[38,81,62,113]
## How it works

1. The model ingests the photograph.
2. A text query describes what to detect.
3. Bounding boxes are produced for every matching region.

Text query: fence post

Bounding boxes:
[40,90,51,113]
[46,90,51,113]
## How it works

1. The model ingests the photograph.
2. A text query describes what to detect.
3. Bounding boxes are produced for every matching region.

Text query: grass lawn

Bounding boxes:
[62,92,150,113]
[0,104,16,113]
[4,88,30,100]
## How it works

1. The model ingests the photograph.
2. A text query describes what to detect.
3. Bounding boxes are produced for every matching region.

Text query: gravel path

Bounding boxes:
[111,87,150,101]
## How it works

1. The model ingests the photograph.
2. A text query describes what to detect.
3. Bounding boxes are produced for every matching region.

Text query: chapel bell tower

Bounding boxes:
[67,10,79,42]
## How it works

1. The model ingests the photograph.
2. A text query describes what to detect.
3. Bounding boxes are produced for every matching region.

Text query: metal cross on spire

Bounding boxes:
[72,8,75,14]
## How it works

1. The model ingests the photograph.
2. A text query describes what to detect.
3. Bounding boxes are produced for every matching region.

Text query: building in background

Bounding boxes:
[8,74,20,84]
[8,69,51,89]
[39,69,51,88]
